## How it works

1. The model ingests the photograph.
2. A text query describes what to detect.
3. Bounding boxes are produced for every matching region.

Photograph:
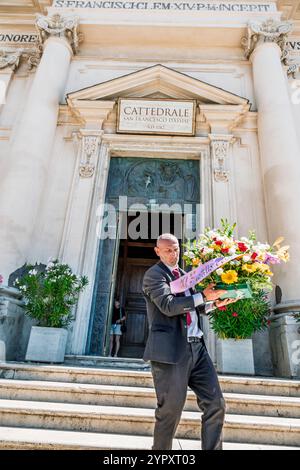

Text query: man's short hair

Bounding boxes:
[156,233,179,246]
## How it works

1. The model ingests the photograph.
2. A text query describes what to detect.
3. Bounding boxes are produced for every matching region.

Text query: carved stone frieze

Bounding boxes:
[0,49,22,71]
[36,13,82,54]
[209,135,234,183]
[242,18,293,61]
[78,134,101,178]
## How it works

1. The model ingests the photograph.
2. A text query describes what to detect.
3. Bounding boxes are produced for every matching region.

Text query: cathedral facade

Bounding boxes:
[0,0,300,377]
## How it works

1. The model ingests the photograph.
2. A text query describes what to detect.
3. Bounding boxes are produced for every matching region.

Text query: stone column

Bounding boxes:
[0,14,80,284]
[244,18,300,301]
[243,19,300,377]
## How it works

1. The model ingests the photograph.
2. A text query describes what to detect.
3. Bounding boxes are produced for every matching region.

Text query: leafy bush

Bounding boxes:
[14,260,88,328]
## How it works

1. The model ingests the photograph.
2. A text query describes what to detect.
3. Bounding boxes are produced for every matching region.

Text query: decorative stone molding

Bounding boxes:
[0,46,44,72]
[22,45,43,70]
[0,48,22,71]
[286,61,300,78]
[242,18,293,61]
[36,13,82,54]
[209,134,234,183]
[77,132,102,178]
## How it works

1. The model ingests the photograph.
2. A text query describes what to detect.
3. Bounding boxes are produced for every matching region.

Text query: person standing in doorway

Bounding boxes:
[142,233,237,450]
[109,299,126,357]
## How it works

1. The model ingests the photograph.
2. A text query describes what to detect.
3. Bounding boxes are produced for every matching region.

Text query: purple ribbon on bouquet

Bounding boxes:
[170,255,240,294]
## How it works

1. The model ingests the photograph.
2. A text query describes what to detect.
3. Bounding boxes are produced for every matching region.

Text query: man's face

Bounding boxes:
[154,239,180,267]
[115,301,120,308]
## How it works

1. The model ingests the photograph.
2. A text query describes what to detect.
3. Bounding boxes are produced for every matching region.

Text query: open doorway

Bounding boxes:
[110,211,183,359]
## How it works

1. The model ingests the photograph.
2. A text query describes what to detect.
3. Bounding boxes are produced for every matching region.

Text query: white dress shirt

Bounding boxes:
[164,262,215,339]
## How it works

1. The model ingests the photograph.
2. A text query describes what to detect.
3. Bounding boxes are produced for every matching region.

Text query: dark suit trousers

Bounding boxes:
[150,339,225,450]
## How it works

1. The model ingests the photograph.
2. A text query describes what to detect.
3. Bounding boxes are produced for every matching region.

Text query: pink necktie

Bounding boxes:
[172,268,192,326]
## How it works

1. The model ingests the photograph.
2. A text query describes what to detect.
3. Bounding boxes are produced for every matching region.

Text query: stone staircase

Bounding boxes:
[0,361,299,450]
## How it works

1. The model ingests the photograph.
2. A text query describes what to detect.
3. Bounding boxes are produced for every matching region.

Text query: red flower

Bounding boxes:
[218,306,227,311]
[221,247,229,254]
[251,252,258,260]
[232,312,238,317]
[267,320,271,326]
[215,240,223,246]
[237,242,248,252]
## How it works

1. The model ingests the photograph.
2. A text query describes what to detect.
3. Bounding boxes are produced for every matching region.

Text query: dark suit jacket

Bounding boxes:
[142,261,206,364]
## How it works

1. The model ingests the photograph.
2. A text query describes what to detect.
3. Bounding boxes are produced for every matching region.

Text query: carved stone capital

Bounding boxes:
[76,132,102,178]
[242,18,293,61]
[0,48,22,71]
[35,13,82,54]
[22,45,43,70]
[209,134,234,183]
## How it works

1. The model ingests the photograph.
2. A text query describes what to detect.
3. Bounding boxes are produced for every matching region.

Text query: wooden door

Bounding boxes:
[120,259,154,358]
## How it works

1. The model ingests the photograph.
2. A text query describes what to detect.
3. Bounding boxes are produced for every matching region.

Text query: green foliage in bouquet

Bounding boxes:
[183,219,289,339]
[210,290,272,340]
[14,260,88,328]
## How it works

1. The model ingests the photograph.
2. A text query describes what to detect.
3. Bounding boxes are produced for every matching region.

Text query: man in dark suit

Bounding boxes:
[142,233,237,450]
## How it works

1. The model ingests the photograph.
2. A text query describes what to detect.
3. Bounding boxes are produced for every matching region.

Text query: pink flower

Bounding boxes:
[264,253,281,265]
[232,312,238,317]
[218,306,227,311]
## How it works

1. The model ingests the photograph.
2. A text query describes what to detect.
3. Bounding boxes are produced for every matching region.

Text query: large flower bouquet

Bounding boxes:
[183,220,290,339]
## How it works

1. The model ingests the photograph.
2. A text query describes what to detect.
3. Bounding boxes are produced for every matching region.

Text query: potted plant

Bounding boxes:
[14,259,88,363]
[183,219,289,374]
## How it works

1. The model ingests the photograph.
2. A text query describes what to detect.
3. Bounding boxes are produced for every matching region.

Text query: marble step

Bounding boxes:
[1,362,299,397]
[0,399,299,446]
[0,426,298,451]
[0,362,300,397]
[64,355,150,370]
[0,379,299,418]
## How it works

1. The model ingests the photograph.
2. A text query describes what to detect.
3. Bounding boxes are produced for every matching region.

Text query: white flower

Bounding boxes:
[28,269,37,276]
[202,247,214,255]
[46,262,55,270]
[228,247,236,255]
[243,255,251,263]
[184,251,195,259]
[20,285,27,291]
[254,243,270,251]
[240,236,250,243]
[216,268,224,276]
[206,230,218,238]
[14,278,19,285]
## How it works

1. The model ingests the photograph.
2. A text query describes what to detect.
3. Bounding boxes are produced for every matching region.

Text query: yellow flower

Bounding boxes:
[221,270,238,284]
[192,257,202,267]
[211,244,221,252]
[242,263,257,273]
[252,263,274,277]
[277,246,290,262]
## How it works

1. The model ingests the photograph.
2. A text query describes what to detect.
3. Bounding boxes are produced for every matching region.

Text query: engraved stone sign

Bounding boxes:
[117,98,196,136]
